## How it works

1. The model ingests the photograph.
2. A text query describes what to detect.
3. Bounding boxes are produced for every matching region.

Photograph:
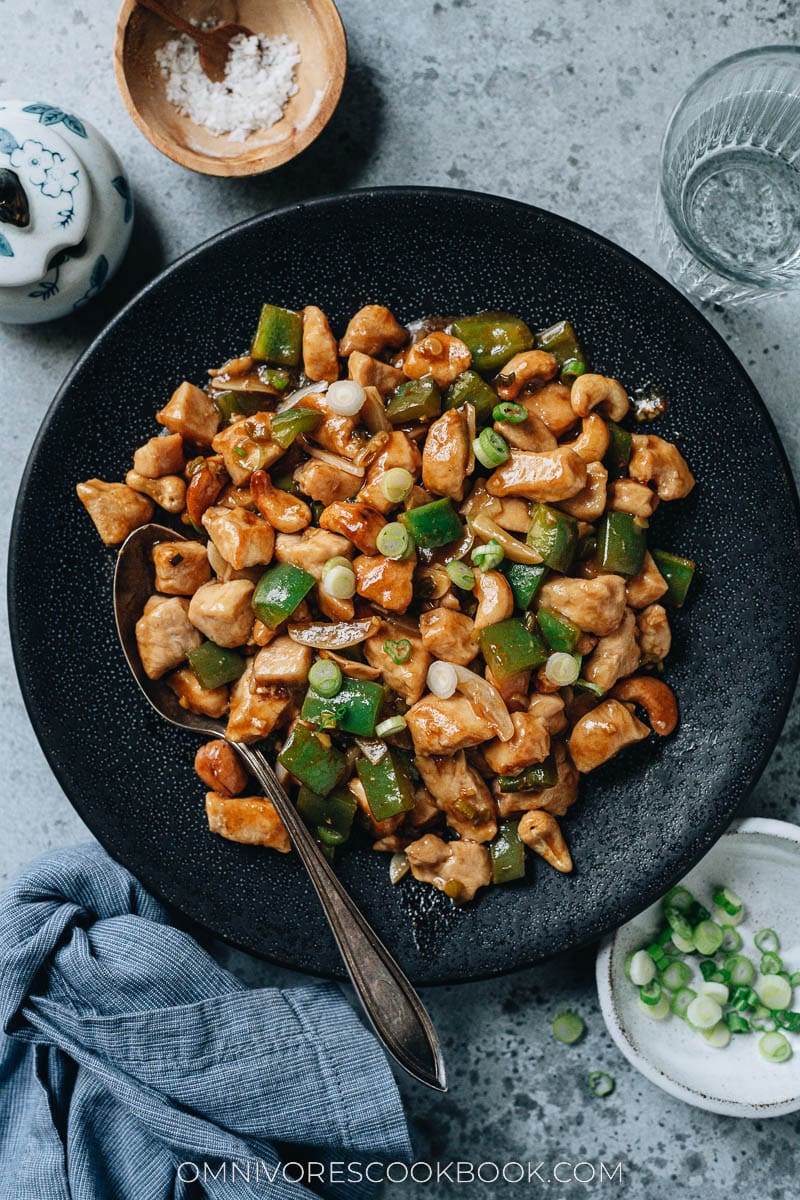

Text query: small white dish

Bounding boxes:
[597,817,800,1118]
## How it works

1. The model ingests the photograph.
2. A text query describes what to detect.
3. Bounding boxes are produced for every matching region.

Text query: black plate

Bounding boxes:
[9,188,800,983]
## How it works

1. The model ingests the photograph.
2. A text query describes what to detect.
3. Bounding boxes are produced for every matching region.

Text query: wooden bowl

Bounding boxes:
[114,0,346,176]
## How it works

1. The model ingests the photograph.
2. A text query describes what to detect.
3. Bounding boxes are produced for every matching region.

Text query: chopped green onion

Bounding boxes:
[775,1011,800,1033]
[471,539,504,572]
[670,987,696,1019]
[663,886,695,913]
[626,949,657,986]
[726,1012,751,1035]
[492,401,528,424]
[664,907,694,944]
[639,980,662,1007]
[760,952,784,976]
[326,379,366,416]
[750,1005,776,1033]
[712,886,743,917]
[322,555,352,579]
[383,638,412,665]
[660,960,692,991]
[375,715,408,738]
[544,651,580,687]
[587,1071,615,1097]
[754,928,780,954]
[381,466,414,504]
[693,919,723,956]
[308,659,343,698]
[445,559,476,590]
[699,960,717,982]
[756,974,792,1011]
[639,993,670,1020]
[758,1032,792,1063]
[725,955,755,986]
[376,521,414,560]
[323,563,356,600]
[472,427,510,469]
[561,358,586,378]
[427,660,458,699]
[552,1011,584,1044]
[686,994,723,1030]
[671,931,696,954]
[791,972,800,989]
[699,981,729,1005]
[702,1022,731,1049]
[720,925,742,954]
[646,942,668,965]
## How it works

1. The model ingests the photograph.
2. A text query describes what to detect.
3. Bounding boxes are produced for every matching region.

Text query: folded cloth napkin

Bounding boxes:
[0,843,412,1200]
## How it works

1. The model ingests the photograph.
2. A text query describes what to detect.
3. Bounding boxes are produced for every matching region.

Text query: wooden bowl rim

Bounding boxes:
[113,0,347,177]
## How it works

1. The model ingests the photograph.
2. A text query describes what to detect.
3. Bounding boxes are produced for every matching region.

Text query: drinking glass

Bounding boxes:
[658,46,800,304]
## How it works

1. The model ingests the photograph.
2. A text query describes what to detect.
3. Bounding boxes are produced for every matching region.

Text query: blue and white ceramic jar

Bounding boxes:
[0,100,133,323]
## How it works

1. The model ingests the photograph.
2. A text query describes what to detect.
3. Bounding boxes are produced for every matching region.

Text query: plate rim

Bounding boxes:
[8,185,800,984]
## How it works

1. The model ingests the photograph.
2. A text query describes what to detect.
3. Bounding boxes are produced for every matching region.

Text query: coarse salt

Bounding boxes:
[155,31,301,142]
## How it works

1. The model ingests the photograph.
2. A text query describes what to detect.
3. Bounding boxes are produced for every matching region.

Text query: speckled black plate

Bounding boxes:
[9,188,800,983]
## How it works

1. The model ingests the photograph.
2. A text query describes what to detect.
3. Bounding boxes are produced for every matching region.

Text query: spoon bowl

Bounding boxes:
[114,0,347,176]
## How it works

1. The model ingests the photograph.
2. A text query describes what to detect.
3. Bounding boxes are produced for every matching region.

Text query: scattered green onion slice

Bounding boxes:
[375,715,408,739]
[381,466,414,504]
[492,401,528,425]
[325,379,366,416]
[720,925,742,954]
[725,1011,750,1034]
[724,955,755,986]
[639,993,670,1020]
[756,974,792,1011]
[308,659,343,699]
[660,960,692,991]
[760,952,784,976]
[544,651,581,687]
[694,919,724,956]
[670,931,696,954]
[791,972,800,989]
[702,1022,731,1049]
[670,987,696,1019]
[445,559,476,590]
[699,981,730,1005]
[323,563,356,599]
[639,980,662,1007]
[758,1032,792,1063]
[664,886,695,913]
[471,538,504,572]
[472,427,510,469]
[427,660,458,699]
[686,994,723,1030]
[552,1011,584,1044]
[712,886,743,917]
[664,907,694,944]
[587,1071,615,1097]
[626,949,656,986]
[754,928,780,954]
[376,521,414,560]
[316,824,346,846]
[561,358,586,379]
[750,1005,776,1033]
[383,638,412,665]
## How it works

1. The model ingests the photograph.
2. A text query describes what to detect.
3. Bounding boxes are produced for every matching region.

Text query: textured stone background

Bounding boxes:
[2,0,799,1195]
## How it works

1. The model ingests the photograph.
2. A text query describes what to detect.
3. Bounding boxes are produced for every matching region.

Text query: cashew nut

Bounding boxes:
[494,410,557,452]
[570,373,630,422]
[496,350,558,400]
[518,810,573,873]
[251,470,312,533]
[404,332,472,387]
[126,469,186,514]
[473,569,514,630]
[561,414,610,463]
[612,675,678,736]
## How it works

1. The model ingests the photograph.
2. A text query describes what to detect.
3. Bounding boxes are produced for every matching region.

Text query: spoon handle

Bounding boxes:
[234,742,447,1092]
[135,0,204,41]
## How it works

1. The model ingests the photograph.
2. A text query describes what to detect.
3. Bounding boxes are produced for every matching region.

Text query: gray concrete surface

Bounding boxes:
[2,0,800,1195]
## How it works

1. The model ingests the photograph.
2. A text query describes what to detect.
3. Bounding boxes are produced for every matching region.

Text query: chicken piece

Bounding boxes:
[156,381,219,445]
[76,479,153,546]
[494,410,557,453]
[607,478,659,518]
[298,398,363,460]
[167,668,229,718]
[202,506,274,570]
[316,585,354,623]
[486,447,587,502]
[496,744,578,817]
[537,574,627,636]
[405,834,491,904]
[302,305,339,383]
[135,596,201,680]
[418,607,478,666]
[404,332,472,387]
[319,501,386,555]
[628,434,695,501]
[253,635,312,687]
[522,382,577,436]
[493,497,533,533]
[275,528,352,579]
[406,785,442,831]
[518,811,573,873]
[347,351,405,396]
[133,432,184,479]
[364,624,430,704]
[485,666,531,712]
[339,305,407,357]
[348,777,405,839]
[527,692,568,736]
[205,793,290,852]
[358,431,421,514]
[353,554,415,613]
[422,408,471,500]
[293,457,361,505]
[188,580,255,648]
[125,470,186,514]
[416,752,497,843]
[250,471,311,533]
[626,550,668,608]
[558,460,608,521]
[406,693,490,754]
[152,540,210,596]
[473,570,514,631]
[205,542,261,585]
[568,698,650,773]
[583,608,640,692]
[195,740,249,795]
[225,662,292,743]
[483,712,550,776]
[211,419,283,486]
[637,603,672,662]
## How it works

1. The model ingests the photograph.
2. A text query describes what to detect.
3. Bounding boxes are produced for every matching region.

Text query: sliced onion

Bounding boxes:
[210,374,274,393]
[471,509,543,565]
[464,402,476,475]
[275,380,328,412]
[355,737,389,765]
[354,430,392,469]
[319,649,381,680]
[389,852,410,885]
[288,616,379,649]
[451,663,514,741]
[300,441,366,478]
[361,386,392,433]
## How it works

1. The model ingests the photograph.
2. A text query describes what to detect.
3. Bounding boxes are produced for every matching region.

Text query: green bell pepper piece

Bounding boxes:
[450,311,534,373]
[355,749,416,822]
[479,618,548,680]
[500,560,548,610]
[527,503,579,572]
[597,511,646,576]
[251,303,303,366]
[269,406,322,448]
[296,784,357,845]
[443,369,497,424]
[605,422,632,478]
[261,366,291,392]
[497,755,559,792]
[301,677,386,736]
[187,641,246,690]
[651,549,696,607]
[491,821,526,885]
[386,375,441,424]
[535,319,585,371]
[213,391,264,422]
[252,562,316,628]
[399,497,463,549]
[537,607,581,653]
[278,725,347,795]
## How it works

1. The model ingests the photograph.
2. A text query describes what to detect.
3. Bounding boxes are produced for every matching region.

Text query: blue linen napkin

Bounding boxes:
[0,843,412,1200]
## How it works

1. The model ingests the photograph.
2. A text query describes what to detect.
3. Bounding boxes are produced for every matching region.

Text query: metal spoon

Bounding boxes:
[136,0,251,83]
[114,523,447,1092]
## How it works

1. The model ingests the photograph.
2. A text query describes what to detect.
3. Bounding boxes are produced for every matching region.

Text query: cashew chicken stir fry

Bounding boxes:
[78,304,697,905]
